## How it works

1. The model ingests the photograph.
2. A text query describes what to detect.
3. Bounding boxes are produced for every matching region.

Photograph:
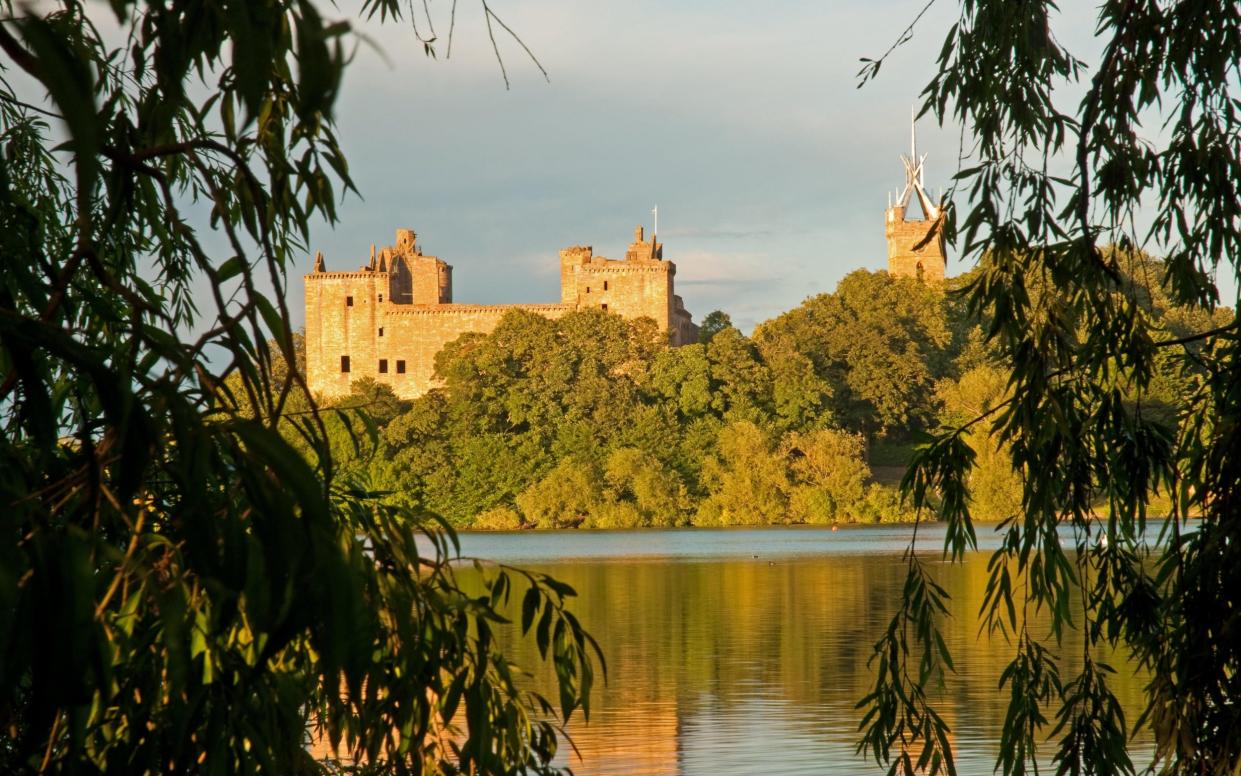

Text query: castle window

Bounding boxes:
[601,303,608,311]
[378,327,384,337]
[378,293,384,303]
[396,360,406,374]
[341,355,351,373]
[378,359,388,374]
[603,280,609,291]
[586,286,591,294]
[346,296,354,307]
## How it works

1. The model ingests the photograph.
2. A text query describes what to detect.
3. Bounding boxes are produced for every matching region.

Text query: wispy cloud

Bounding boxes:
[672,250,776,284]
[663,226,774,240]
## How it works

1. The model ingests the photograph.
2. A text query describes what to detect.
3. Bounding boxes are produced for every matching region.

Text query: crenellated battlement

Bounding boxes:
[384,304,574,316]
[580,263,671,273]
[559,245,594,264]
[307,271,387,280]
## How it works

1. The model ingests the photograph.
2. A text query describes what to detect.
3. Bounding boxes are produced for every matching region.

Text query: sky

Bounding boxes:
[299,0,983,332]
[28,1,1235,333]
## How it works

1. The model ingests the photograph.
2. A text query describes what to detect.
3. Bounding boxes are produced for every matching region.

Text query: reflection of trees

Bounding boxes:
[467,553,1150,771]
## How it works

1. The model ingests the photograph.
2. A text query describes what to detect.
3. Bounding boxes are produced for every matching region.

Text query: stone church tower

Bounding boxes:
[884,119,946,281]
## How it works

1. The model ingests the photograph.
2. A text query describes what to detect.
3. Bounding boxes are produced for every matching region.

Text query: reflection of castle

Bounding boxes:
[885,120,947,282]
[304,226,698,399]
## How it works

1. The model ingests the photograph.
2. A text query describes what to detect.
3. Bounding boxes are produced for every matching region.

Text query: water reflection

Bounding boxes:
[455,527,1151,775]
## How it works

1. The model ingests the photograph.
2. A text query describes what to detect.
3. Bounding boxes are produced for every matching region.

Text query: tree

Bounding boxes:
[695,421,791,525]
[934,365,1021,522]
[754,270,953,438]
[697,309,734,344]
[0,2,599,772]
[516,458,603,529]
[704,326,773,422]
[857,2,1241,774]
[647,343,714,419]
[600,447,689,528]
[370,302,887,529]
[783,428,871,524]
[757,335,835,431]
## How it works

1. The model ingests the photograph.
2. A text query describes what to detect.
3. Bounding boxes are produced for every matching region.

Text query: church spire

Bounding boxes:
[910,103,918,176]
[897,109,938,220]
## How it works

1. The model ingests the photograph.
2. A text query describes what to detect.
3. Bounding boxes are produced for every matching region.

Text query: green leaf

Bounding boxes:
[521,585,540,632]
[217,256,246,283]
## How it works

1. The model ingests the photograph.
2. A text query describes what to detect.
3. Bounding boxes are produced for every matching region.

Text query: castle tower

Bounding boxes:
[557,225,696,344]
[303,249,384,398]
[885,116,946,282]
[388,228,452,305]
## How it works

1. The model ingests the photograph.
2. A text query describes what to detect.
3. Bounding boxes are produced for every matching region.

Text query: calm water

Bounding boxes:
[453,525,1152,775]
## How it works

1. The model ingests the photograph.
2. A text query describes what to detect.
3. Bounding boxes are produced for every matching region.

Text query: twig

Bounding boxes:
[1074,0,1136,259]
[406,0,436,44]
[447,0,458,58]
[1152,319,1238,349]
[481,3,508,89]
[38,711,61,773]
[95,509,146,617]
[856,0,939,86]
[0,88,61,118]
[481,2,549,88]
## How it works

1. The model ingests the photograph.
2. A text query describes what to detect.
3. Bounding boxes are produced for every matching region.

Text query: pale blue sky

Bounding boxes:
[301,0,978,332]
[307,0,1241,330]
[308,0,1239,331]
[35,1,1236,332]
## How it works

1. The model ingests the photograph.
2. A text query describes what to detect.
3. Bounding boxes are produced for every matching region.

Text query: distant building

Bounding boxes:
[885,120,947,281]
[304,226,697,399]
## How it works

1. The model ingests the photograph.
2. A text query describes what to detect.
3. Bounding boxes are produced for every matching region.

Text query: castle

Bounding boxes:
[304,226,698,399]
[885,121,947,281]
[304,121,944,400]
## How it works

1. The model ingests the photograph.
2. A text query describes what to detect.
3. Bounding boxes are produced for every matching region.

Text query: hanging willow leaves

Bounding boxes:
[857,2,1240,775]
[0,1,598,773]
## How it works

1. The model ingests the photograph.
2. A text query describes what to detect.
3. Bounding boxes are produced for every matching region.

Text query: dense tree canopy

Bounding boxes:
[755,270,956,435]
[0,1,597,773]
[856,2,1241,775]
[330,291,953,530]
[318,259,1223,536]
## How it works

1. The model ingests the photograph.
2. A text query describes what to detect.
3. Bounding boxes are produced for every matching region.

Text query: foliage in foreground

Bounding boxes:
[0,1,598,773]
[856,2,1241,775]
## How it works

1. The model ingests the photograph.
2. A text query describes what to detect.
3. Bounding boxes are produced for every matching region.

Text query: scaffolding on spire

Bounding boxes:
[896,107,938,220]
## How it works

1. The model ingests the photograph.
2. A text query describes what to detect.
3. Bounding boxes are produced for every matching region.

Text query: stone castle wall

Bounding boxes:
[304,271,383,400]
[372,304,571,398]
[560,227,676,333]
[305,227,698,399]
